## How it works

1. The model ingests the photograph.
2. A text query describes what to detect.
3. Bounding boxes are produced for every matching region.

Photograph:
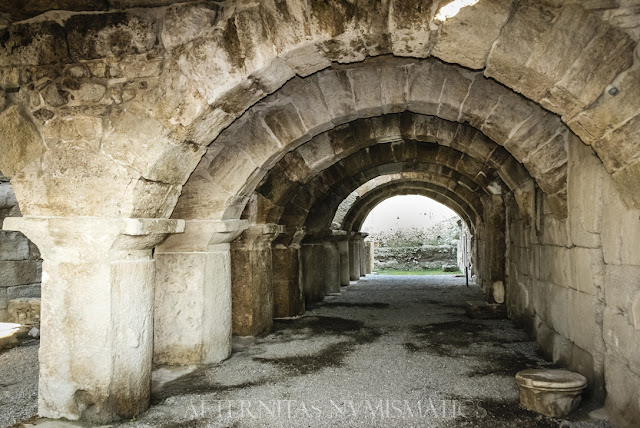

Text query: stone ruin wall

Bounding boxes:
[366,216,461,271]
[0,177,41,321]
[0,0,639,425]
[373,245,458,272]
[506,136,640,426]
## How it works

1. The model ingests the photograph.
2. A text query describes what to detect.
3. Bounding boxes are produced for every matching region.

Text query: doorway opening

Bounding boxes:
[360,195,470,277]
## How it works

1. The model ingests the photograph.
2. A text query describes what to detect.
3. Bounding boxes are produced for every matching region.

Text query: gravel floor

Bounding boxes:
[2,275,612,427]
[0,339,38,427]
[127,275,609,428]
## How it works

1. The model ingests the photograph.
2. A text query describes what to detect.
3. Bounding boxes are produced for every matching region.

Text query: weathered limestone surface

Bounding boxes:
[515,368,587,418]
[3,216,183,422]
[272,249,303,318]
[487,2,633,116]
[300,240,330,303]
[506,136,640,427]
[0,2,638,427]
[359,233,369,278]
[336,235,350,286]
[298,232,344,304]
[271,227,306,318]
[324,238,342,293]
[604,354,640,428]
[364,241,373,275]
[348,234,362,282]
[179,62,567,223]
[0,0,635,228]
[231,224,283,337]
[0,106,46,177]
[154,220,247,365]
[432,0,514,69]
[348,233,370,282]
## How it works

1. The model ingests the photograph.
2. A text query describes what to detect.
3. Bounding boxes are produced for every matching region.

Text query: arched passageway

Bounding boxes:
[0,1,639,426]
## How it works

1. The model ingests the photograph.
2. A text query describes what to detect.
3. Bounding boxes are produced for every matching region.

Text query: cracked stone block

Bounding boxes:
[516,369,587,417]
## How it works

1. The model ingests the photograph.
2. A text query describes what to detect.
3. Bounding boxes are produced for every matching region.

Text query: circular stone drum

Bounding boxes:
[515,369,587,417]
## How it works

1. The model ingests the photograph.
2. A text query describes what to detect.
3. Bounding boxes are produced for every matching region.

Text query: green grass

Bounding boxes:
[377,268,462,275]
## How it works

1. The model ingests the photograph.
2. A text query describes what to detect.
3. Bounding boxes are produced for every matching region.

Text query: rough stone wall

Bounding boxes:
[581,0,640,41]
[0,178,41,321]
[0,0,639,224]
[374,245,457,271]
[0,2,637,426]
[506,135,640,427]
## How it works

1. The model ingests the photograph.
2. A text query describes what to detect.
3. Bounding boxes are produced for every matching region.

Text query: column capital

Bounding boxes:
[304,229,348,243]
[350,231,368,241]
[4,216,184,261]
[328,230,348,242]
[273,227,306,248]
[233,223,285,249]
[156,219,248,252]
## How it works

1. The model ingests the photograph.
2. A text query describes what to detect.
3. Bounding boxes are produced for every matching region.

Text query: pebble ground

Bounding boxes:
[2,275,612,428]
[0,339,38,427]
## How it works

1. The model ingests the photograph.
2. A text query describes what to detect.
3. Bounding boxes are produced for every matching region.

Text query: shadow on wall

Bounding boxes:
[0,176,41,322]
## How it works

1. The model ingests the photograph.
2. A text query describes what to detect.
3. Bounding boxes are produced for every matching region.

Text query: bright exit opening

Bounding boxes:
[361,195,467,276]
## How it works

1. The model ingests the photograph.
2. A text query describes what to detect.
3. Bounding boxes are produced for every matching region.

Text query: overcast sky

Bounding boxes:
[361,195,459,233]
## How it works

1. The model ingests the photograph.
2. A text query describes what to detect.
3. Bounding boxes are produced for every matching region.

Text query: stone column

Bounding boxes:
[231,224,283,336]
[486,195,506,302]
[358,233,369,277]
[272,228,306,318]
[336,233,350,286]
[348,233,362,281]
[301,238,326,303]
[153,220,248,366]
[359,242,367,277]
[4,217,183,422]
[324,240,341,293]
[300,231,343,301]
[326,230,348,290]
[365,241,374,274]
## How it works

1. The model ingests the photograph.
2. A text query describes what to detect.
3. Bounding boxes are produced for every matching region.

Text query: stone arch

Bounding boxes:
[249,113,532,223]
[0,2,639,424]
[331,173,479,233]
[1,1,638,222]
[288,173,503,302]
[175,58,568,222]
[339,180,478,233]
[335,181,489,287]
[280,160,486,233]
[159,1,640,211]
[248,123,534,233]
